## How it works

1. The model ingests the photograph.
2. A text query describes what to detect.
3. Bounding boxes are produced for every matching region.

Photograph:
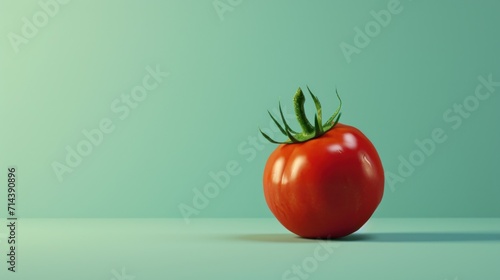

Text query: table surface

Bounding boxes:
[0,218,499,280]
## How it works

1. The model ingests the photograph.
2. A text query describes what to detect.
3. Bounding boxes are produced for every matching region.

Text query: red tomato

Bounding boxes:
[261,88,384,239]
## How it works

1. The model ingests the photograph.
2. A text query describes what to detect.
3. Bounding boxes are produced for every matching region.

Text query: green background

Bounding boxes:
[1,0,499,219]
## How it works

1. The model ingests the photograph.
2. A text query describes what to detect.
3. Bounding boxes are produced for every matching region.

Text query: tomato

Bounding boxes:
[261,87,384,239]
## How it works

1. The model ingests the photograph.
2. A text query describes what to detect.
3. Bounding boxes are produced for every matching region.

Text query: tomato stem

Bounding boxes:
[293,88,314,134]
[260,86,342,144]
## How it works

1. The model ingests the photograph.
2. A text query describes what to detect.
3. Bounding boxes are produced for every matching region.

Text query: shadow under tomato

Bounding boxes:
[232,232,500,243]
[231,234,316,243]
[344,232,500,243]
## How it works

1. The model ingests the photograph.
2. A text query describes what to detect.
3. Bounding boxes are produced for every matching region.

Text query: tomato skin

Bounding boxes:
[263,123,384,239]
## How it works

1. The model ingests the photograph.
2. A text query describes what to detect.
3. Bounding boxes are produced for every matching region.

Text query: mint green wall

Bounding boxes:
[1,0,499,218]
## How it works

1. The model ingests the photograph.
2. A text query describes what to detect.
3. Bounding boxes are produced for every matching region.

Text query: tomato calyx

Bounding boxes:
[260,87,342,144]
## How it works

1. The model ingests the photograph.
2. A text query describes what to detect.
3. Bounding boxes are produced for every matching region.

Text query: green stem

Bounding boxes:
[293,87,314,134]
[260,87,343,144]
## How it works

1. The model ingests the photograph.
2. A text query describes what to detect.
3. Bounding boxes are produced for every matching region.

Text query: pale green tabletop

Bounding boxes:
[1,218,499,280]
